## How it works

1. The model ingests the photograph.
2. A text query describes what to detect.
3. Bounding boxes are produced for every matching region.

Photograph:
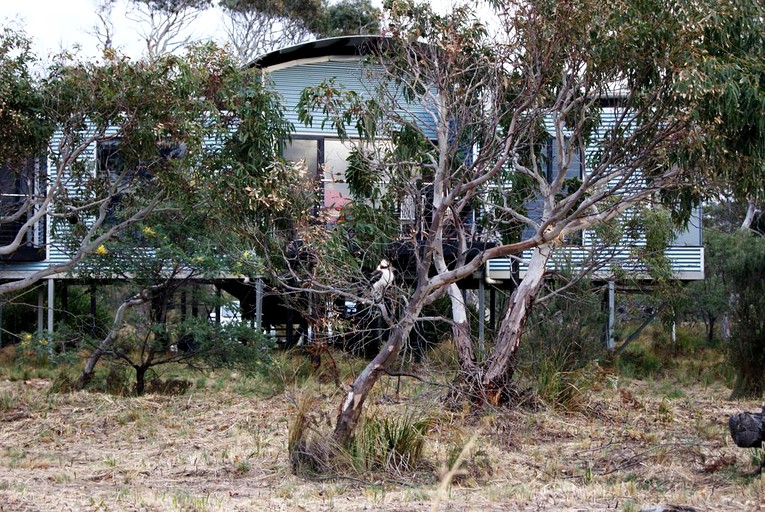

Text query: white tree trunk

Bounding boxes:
[447,282,476,371]
[482,244,552,388]
[741,200,759,230]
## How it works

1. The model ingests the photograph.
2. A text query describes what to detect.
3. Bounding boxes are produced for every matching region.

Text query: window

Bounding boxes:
[521,136,584,244]
[0,158,46,261]
[96,140,185,223]
[282,137,355,223]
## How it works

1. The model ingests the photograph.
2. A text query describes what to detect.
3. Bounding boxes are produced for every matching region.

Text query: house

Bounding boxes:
[0,35,703,348]
[253,35,704,346]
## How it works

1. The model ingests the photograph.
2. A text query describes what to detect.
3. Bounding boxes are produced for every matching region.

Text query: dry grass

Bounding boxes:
[0,358,763,511]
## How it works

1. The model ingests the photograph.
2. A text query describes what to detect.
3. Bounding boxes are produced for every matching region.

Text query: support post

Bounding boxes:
[90,283,97,337]
[47,279,54,336]
[215,286,221,325]
[255,277,264,332]
[478,277,485,358]
[489,286,496,331]
[37,285,44,338]
[606,280,616,350]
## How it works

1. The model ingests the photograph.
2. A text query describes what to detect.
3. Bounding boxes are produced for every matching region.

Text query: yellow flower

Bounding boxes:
[22,333,32,345]
[142,226,157,237]
[95,244,108,256]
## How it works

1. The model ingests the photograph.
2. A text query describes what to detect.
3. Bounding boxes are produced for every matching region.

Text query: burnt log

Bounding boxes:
[728,406,764,448]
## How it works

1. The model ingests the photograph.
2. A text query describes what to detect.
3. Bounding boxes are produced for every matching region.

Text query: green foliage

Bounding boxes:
[350,411,431,472]
[723,231,765,399]
[626,206,675,281]
[221,0,322,25]
[517,277,605,408]
[313,0,380,37]
[134,0,212,13]
[616,343,665,380]
[0,28,52,166]
[675,0,765,204]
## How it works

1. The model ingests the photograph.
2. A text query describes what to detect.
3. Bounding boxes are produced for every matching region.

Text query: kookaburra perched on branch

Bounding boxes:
[371,259,394,302]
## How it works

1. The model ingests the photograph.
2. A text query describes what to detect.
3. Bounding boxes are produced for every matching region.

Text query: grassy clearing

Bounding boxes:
[0,336,763,511]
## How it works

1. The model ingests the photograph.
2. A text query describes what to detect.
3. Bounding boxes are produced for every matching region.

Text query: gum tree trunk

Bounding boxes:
[75,291,148,390]
[481,245,552,393]
[447,282,476,372]
[334,299,422,446]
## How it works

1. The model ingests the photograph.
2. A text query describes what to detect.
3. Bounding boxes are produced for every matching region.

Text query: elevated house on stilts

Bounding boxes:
[0,36,704,352]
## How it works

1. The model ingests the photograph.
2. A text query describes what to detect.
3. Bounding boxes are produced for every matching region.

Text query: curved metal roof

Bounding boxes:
[250,35,383,69]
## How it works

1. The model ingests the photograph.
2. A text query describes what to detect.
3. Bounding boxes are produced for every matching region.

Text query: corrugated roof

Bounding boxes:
[250,35,383,69]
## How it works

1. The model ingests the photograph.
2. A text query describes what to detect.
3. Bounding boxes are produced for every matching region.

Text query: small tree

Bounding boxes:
[66,43,293,390]
[220,0,381,64]
[723,231,765,399]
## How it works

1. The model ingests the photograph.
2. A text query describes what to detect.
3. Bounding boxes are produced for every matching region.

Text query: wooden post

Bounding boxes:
[606,280,616,350]
[215,286,221,325]
[478,277,485,358]
[47,279,54,336]
[255,277,264,332]
[37,285,44,338]
[489,286,496,331]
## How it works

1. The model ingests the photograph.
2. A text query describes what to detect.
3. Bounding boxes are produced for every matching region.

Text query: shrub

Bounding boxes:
[350,411,432,473]
[517,277,606,408]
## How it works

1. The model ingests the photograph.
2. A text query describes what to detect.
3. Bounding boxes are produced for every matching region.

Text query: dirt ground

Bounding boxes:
[0,369,763,512]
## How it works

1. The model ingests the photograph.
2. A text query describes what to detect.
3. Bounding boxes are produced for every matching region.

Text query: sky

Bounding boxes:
[0,0,469,65]
[0,0,226,62]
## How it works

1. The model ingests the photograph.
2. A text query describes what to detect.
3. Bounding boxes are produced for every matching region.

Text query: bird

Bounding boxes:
[371,259,394,301]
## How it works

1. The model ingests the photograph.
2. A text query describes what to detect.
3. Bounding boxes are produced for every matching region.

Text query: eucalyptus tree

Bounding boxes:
[680,0,765,228]
[220,0,380,64]
[288,0,707,444]
[0,32,292,302]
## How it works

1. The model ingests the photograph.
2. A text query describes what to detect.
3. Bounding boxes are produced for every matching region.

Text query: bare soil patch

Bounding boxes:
[0,371,763,511]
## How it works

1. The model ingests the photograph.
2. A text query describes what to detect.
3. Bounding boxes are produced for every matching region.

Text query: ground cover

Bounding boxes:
[0,347,763,511]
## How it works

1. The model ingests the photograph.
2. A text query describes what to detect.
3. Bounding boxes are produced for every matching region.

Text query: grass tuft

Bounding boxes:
[350,411,432,473]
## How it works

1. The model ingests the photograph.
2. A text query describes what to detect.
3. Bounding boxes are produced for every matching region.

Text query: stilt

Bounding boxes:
[37,285,44,338]
[285,307,294,346]
[255,277,263,331]
[489,286,496,331]
[47,279,54,336]
[215,286,221,325]
[478,277,485,358]
[606,280,616,350]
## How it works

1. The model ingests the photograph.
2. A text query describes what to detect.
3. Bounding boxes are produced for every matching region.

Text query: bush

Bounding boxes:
[350,411,432,473]
[516,277,606,408]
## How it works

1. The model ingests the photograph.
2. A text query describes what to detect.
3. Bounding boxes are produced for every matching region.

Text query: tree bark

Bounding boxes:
[447,283,476,372]
[481,245,552,392]
[135,365,148,396]
[75,290,148,390]
[334,304,420,446]
[741,200,759,230]
[706,316,716,345]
